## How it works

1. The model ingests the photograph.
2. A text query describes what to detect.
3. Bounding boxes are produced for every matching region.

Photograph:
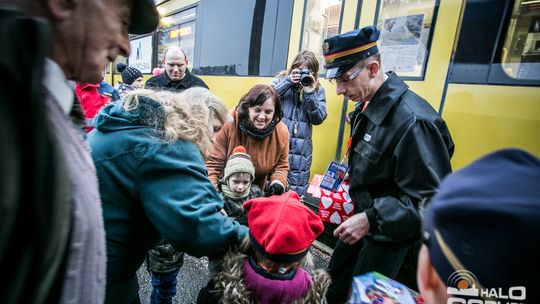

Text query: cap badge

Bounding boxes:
[323,42,330,53]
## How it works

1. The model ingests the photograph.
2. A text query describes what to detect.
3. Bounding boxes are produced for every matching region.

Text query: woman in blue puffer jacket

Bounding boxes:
[272,50,328,196]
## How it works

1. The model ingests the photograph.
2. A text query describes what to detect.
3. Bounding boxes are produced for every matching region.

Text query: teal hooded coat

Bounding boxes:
[87,99,247,303]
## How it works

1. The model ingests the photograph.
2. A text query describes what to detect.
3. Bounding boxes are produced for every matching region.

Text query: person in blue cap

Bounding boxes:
[322,26,455,303]
[417,148,540,304]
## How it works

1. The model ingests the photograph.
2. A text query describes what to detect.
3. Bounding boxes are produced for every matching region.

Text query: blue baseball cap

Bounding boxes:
[425,148,540,302]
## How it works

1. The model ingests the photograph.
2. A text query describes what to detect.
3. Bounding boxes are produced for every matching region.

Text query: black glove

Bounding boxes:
[266,183,285,196]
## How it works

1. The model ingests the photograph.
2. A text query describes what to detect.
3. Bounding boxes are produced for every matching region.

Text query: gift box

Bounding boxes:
[307,174,355,225]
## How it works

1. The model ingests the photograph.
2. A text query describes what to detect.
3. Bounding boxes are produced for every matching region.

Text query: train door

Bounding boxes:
[443,0,540,168]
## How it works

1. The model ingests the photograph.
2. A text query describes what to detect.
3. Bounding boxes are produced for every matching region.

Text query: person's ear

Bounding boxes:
[368,61,379,79]
[185,57,189,67]
[417,245,448,304]
[47,0,77,21]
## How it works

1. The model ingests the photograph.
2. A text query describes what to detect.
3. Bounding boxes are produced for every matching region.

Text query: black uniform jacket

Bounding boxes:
[145,69,209,91]
[348,72,454,245]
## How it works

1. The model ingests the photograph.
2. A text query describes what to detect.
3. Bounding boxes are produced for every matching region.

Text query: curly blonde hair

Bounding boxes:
[178,87,231,126]
[122,88,219,157]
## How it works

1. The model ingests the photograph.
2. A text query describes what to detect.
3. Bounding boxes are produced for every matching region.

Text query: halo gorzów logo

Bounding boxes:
[447,270,526,304]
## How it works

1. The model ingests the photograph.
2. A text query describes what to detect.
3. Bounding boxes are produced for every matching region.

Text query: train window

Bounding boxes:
[193,0,293,76]
[497,0,540,81]
[450,0,540,86]
[300,0,343,76]
[156,7,197,69]
[376,0,438,79]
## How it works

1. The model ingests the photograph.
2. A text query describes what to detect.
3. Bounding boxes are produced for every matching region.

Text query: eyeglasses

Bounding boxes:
[329,63,371,85]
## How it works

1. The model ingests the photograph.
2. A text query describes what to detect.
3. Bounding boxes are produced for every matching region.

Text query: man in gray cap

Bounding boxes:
[322,26,455,303]
[0,0,158,303]
[418,148,540,304]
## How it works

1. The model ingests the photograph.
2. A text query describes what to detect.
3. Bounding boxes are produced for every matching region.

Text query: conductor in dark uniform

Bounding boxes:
[322,26,455,303]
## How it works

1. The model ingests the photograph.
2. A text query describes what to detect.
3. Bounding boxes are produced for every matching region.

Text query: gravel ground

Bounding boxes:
[136,245,331,303]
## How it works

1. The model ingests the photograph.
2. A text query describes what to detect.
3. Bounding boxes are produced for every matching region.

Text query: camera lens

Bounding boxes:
[300,75,313,86]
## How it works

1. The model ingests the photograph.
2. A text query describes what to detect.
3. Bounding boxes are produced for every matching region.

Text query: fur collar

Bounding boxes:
[212,247,331,303]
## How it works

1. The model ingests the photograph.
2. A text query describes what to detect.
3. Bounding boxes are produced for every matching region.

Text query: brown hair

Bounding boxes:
[288,50,320,76]
[236,84,283,123]
[277,50,320,79]
[356,53,382,68]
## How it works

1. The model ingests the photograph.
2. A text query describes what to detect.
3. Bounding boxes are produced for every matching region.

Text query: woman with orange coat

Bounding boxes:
[206,84,289,195]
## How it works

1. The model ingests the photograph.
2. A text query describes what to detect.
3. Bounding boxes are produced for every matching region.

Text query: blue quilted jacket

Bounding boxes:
[272,76,327,196]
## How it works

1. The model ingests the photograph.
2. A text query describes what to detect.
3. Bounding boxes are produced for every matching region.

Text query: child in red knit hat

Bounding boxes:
[197,191,331,304]
[219,145,263,226]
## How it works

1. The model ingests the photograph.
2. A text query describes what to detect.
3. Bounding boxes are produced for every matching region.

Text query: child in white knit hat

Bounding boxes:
[219,146,263,226]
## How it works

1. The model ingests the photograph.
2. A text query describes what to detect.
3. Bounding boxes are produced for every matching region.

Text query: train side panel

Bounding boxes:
[444,84,540,169]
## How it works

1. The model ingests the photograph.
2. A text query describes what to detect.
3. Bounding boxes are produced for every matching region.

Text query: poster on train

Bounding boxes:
[128,35,153,74]
[379,13,425,74]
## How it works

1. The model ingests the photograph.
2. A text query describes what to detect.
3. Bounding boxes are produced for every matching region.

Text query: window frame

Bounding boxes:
[154,5,198,70]
[298,0,345,77]
[449,0,540,87]
[371,0,440,81]
[193,0,293,77]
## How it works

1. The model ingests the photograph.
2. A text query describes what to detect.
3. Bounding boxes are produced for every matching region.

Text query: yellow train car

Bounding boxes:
[107,0,540,175]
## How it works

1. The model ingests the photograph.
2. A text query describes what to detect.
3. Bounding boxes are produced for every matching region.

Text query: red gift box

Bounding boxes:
[307,174,355,225]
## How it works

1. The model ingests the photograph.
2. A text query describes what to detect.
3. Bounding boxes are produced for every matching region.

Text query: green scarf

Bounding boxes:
[222,182,251,199]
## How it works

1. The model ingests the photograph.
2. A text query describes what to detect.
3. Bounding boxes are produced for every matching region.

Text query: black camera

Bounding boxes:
[298,68,313,87]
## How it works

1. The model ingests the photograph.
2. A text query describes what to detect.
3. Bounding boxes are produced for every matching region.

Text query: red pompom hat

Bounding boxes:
[243,191,324,263]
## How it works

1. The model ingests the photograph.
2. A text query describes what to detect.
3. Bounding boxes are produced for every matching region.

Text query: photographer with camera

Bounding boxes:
[272,50,327,196]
